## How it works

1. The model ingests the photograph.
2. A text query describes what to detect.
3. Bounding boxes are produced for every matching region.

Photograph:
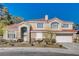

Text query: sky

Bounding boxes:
[3,3,79,24]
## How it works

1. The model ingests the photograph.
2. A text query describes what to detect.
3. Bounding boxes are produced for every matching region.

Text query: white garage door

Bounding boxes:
[56,35,73,42]
[36,33,43,40]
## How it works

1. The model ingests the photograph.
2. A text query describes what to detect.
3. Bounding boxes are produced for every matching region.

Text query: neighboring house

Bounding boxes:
[3,15,77,43]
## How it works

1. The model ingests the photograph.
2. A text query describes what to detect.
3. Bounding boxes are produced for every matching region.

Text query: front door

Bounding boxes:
[23,32,28,41]
[21,27,28,41]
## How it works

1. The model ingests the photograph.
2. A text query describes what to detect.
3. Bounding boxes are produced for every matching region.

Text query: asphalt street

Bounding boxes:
[0,47,78,56]
[0,51,78,56]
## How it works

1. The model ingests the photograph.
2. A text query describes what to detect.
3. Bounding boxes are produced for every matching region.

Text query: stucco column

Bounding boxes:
[3,30,8,40]
[73,33,77,42]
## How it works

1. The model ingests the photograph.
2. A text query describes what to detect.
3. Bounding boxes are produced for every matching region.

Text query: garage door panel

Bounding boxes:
[56,35,72,42]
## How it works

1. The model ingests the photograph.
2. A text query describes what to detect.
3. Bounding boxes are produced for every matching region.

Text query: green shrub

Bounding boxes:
[0,39,7,42]
[43,38,56,45]
[59,45,63,48]
[9,43,15,46]
[43,38,49,45]
[51,39,56,43]
[36,40,43,44]
[30,43,34,46]
[3,41,8,44]
[8,40,17,43]
[17,39,23,42]
[0,29,3,36]
[0,39,17,46]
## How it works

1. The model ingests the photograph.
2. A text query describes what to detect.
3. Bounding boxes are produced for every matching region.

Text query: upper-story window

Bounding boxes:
[51,22,59,30]
[62,24,69,28]
[37,23,43,28]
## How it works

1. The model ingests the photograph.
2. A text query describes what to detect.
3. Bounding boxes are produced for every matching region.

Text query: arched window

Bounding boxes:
[51,22,59,30]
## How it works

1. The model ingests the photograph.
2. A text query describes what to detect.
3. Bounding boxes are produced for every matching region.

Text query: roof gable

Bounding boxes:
[49,17,73,24]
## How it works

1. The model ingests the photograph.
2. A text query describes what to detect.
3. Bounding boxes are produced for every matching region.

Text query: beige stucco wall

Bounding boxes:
[29,20,73,31]
[3,19,75,43]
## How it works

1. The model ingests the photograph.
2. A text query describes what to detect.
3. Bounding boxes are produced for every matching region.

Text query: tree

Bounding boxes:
[73,24,79,30]
[0,4,4,8]
[14,16,23,23]
[1,7,23,24]
[0,5,23,36]
[43,31,56,45]
[0,20,6,36]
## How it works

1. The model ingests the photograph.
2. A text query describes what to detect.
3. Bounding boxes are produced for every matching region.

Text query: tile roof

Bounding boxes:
[6,23,19,31]
[26,17,73,24]
[6,17,74,31]
[31,29,77,32]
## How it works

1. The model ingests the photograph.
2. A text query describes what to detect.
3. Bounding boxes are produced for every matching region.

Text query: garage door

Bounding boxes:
[36,33,43,40]
[56,34,73,42]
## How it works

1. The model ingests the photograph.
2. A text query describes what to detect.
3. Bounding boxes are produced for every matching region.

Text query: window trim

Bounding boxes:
[7,31,16,39]
[51,22,59,30]
[37,23,43,28]
[62,24,69,28]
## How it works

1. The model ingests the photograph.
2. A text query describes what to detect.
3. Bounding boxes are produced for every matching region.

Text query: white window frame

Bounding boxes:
[7,31,16,39]
[62,24,69,28]
[51,22,59,30]
[37,23,44,29]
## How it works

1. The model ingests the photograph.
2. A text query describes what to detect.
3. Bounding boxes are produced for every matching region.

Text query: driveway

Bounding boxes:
[0,47,78,56]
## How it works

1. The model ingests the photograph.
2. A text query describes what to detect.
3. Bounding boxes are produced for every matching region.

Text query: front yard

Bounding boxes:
[0,39,65,48]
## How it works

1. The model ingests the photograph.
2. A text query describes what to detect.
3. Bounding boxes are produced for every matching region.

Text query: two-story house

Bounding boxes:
[3,15,77,43]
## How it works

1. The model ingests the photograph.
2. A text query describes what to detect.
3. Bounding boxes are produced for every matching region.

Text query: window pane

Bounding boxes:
[51,22,59,29]
[37,23,43,28]
[7,31,15,39]
[13,34,15,38]
[62,24,69,28]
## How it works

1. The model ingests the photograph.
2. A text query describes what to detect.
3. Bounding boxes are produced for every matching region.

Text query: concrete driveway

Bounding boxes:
[0,47,78,56]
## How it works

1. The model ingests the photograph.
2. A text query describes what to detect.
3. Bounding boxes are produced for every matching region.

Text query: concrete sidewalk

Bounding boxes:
[0,47,78,55]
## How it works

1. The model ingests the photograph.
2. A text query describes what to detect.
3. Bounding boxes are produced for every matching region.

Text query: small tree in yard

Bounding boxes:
[0,29,3,36]
[43,31,56,45]
[0,21,6,36]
